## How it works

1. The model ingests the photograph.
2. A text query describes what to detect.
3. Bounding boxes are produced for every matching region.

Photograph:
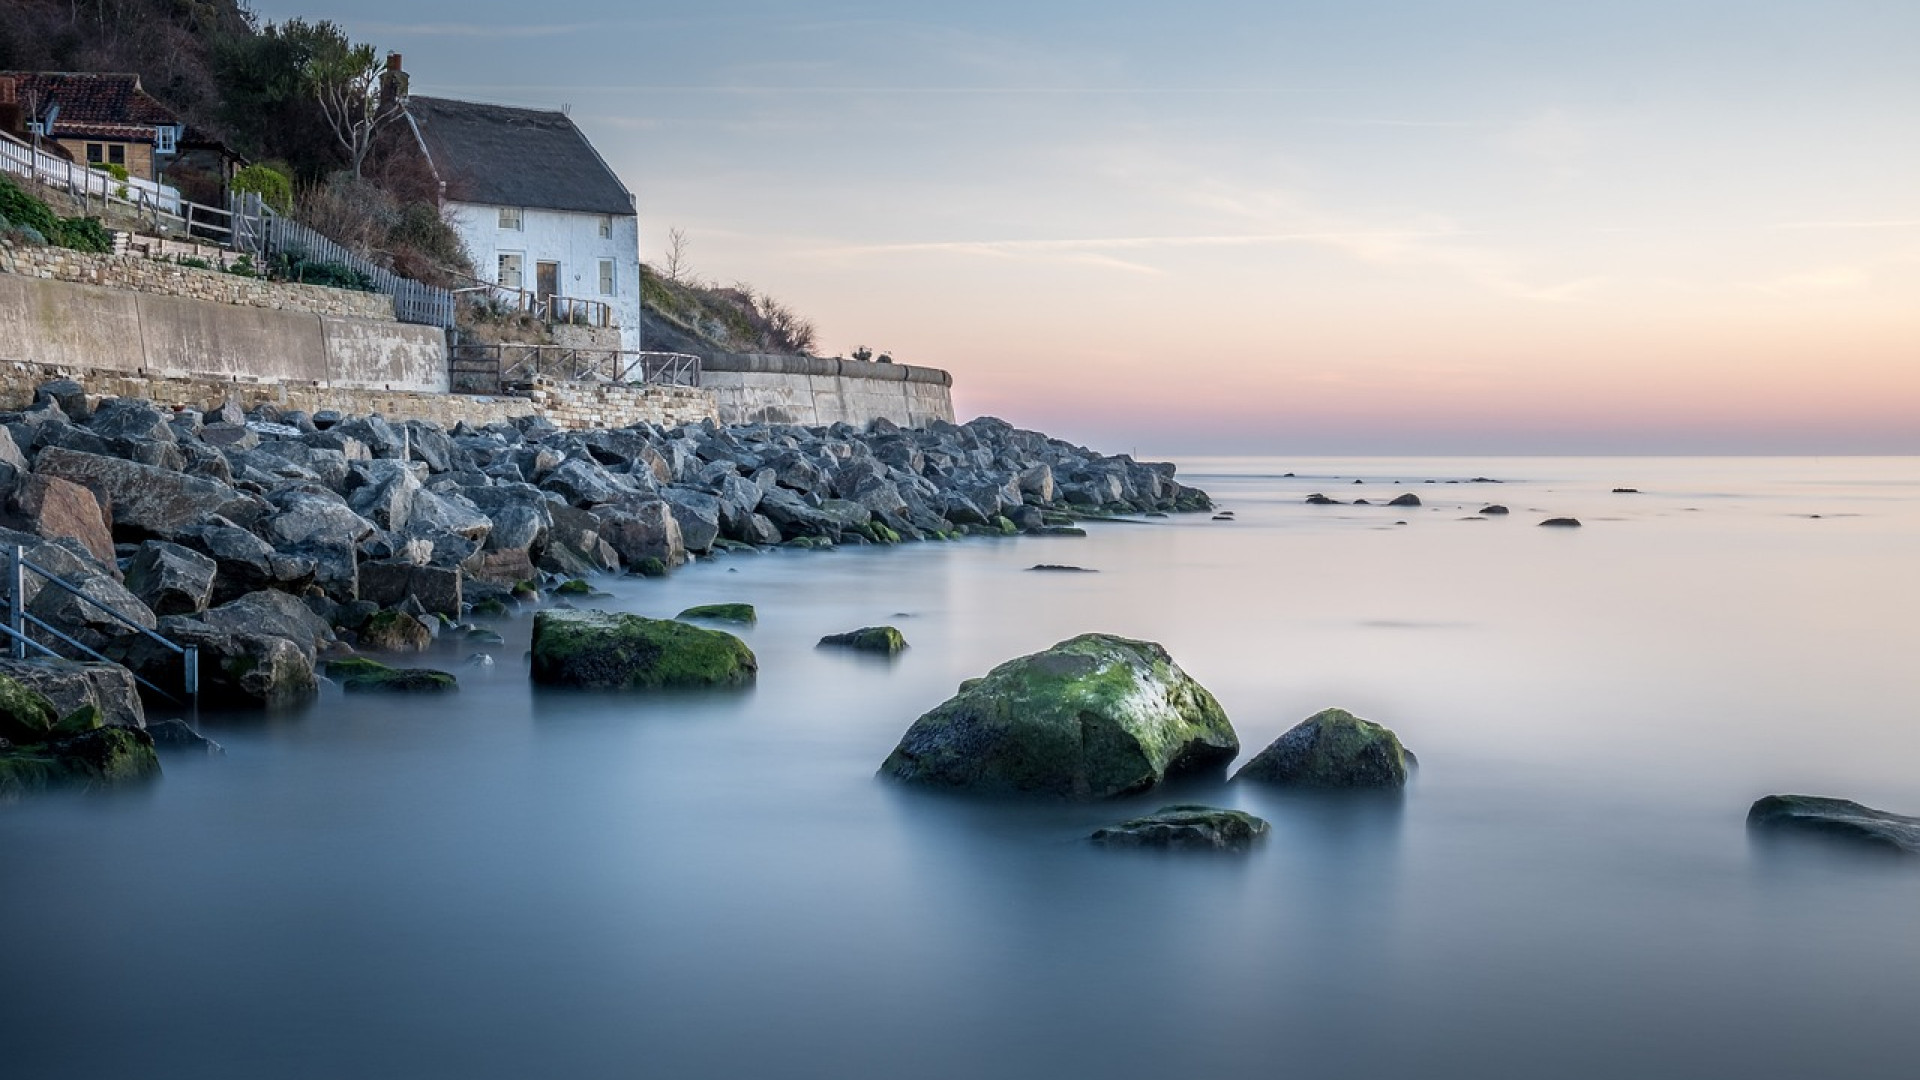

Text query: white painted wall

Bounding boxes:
[446,200,643,354]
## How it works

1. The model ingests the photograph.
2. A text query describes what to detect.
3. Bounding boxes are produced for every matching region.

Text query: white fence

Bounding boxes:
[0,129,182,215]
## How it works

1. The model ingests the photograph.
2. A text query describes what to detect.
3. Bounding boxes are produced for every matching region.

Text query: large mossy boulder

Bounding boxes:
[0,673,59,744]
[1747,795,1920,855]
[1091,805,1270,852]
[879,633,1238,799]
[529,609,757,689]
[1232,707,1412,788]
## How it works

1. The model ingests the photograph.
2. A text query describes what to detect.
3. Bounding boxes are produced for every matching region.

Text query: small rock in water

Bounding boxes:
[1305,494,1341,505]
[1028,525,1087,537]
[464,653,496,669]
[1612,488,1640,494]
[1028,564,1097,573]
[1538,517,1583,528]
[1747,795,1920,855]
[1387,493,1421,507]
[676,602,757,626]
[1090,805,1270,852]
[144,718,225,757]
[817,626,908,655]
[1353,499,1371,506]
[1480,505,1510,515]
[1233,707,1413,788]
[1211,514,1234,521]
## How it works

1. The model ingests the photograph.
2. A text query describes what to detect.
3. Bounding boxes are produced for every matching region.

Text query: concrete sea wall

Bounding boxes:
[0,272,447,393]
[700,353,955,428]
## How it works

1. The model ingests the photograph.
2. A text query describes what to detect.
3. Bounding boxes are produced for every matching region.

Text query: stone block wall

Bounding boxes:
[700,353,956,428]
[0,238,396,322]
[0,362,717,432]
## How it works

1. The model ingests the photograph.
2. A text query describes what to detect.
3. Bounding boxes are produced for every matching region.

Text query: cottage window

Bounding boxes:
[498,252,524,290]
[155,126,177,155]
[598,215,612,239]
[598,259,615,295]
[108,144,125,166]
[498,206,523,231]
[85,143,104,163]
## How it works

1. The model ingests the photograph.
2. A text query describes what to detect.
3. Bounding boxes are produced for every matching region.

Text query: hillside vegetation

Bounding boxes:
[641,266,818,358]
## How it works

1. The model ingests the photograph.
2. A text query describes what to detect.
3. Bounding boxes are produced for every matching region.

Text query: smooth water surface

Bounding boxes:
[4,456,1918,1079]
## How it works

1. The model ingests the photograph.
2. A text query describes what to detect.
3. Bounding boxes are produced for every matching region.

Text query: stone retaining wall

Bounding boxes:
[0,362,716,431]
[0,238,397,322]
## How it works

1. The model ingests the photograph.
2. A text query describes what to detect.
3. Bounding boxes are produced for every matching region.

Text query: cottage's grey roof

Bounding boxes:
[405,95,633,216]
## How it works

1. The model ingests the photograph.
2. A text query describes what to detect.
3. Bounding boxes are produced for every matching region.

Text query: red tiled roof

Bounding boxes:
[0,71,179,137]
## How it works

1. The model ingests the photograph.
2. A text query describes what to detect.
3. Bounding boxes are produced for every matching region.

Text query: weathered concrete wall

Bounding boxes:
[0,274,448,393]
[0,362,717,432]
[701,353,955,428]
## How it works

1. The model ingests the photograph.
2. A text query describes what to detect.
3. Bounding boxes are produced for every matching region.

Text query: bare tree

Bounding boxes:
[303,27,405,179]
[663,226,691,283]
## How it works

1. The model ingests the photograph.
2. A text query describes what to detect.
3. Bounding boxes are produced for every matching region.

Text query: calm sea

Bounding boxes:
[3,456,1917,1080]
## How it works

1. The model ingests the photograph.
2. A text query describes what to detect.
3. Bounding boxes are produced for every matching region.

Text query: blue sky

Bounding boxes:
[258,1,1920,454]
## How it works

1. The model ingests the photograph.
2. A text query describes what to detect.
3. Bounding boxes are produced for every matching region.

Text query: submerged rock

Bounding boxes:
[1090,805,1270,852]
[1479,505,1510,515]
[1233,707,1413,789]
[818,626,907,655]
[1538,517,1582,528]
[1386,493,1421,508]
[1028,564,1097,573]
[676,602,757,626]
[324,657,458,693]
[1747,795,1920,855]
[879,633,1238,800]
[529,609,757,689]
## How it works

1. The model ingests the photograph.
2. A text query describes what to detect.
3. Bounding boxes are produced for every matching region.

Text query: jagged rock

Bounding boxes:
[1747,795,1920,855]
[144,618,317,709]
[880,633,1238,799]
[597,497,686,568]
[358,561,463,616]
[660,487,723,554]
[33,446,259,540]
[260,490,379,549]
[1090,805,1270,851]
[33,379,89,421]
[1232,707,1413,788]
[529,609,756,689]
[123,541,217,616]
[359,609,434,652]
[198,590,335,665]
[0,660,145,733]
[6,474,115,563]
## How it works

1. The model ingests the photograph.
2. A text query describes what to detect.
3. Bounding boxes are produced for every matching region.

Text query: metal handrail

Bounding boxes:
[5,546,198,706]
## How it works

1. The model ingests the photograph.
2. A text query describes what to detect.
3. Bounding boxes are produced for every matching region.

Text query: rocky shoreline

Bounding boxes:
[0,378,1210,732]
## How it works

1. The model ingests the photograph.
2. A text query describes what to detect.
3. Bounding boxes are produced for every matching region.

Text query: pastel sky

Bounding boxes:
[259,0,1919,454]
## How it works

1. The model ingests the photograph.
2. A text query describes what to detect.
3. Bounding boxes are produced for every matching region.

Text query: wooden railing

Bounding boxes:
[1,128,255,247]
[454,277,615,328]
[449,344,701,394]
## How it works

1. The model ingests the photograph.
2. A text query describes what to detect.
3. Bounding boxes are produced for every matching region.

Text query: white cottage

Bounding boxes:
[403,95,643,353]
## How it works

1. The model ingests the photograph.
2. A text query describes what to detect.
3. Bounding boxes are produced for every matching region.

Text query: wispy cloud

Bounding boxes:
[1771,219,1920,231]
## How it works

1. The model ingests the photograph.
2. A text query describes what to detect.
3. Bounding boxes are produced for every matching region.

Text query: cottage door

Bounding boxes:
[536,261,560,304]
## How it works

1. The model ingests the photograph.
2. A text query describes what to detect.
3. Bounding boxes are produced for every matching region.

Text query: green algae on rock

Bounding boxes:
[879,633,1238,799]
[530,609,757,689]
[1090,804,1270,851]
[1,723,161,803]
[554,578,594,596]
[0,674,60,744]
[1747,794,1920,855]
[1232,707,1413,788]
[324,657,458,694]
[676,603,757,626]
[818,626,907,655]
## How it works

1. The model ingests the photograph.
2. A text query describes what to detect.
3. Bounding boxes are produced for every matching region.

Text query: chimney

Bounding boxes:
[0,76,15,105]
[380,53,409,111]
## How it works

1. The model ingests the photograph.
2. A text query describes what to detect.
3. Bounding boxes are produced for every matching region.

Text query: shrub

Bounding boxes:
[0,174,61,240]
[226,253,259,278]
[176,256,213,270]
[53,216,113,253]
[851,346,873,362]
[232,163,294,213]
